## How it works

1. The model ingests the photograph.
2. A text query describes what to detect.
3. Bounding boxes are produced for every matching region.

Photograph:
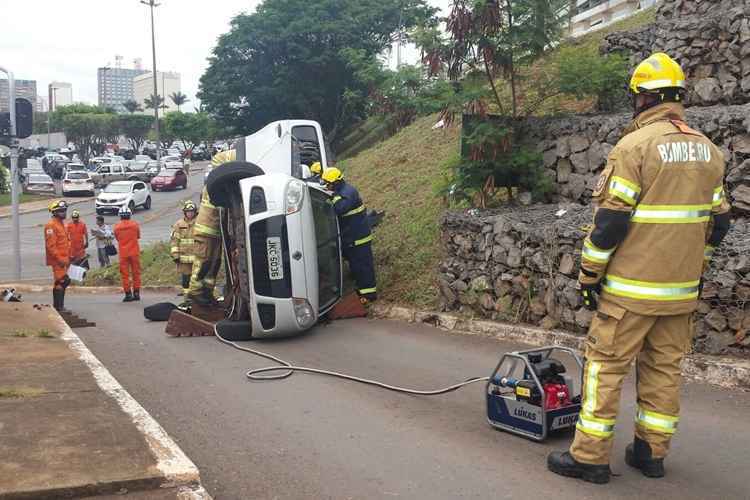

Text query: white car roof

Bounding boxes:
[109,180,139,186]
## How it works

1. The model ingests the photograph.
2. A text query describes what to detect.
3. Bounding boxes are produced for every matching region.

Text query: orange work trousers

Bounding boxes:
[52,264,69,289]
[119,255,141,292]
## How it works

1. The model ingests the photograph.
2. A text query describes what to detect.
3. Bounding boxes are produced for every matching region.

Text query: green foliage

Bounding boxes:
[61,113,119,164]
[198,0,437,142]
[163,112,215,150]
[86,241,180,286]
[122,99,143,114]
[119,114,153,152]
[169,92,189,111]
[0,164,9,194]
[144,94,166,111]
[554,47,630,111]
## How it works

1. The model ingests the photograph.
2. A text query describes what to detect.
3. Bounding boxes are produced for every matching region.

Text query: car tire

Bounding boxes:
[96,209,103,215]
[143,196,151,210]
[206,161,264,208]
[215,320,253,341]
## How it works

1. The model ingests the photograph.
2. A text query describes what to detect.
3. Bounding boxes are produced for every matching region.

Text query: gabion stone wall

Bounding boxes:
[525,104,750,209]
[439,207,750,357]
[600,0,750,106]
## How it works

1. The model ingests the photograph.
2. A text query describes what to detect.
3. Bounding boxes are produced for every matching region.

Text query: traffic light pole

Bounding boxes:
[0,65,21,280]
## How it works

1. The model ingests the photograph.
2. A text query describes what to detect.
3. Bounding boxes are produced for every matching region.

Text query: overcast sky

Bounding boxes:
[1,0,452,110]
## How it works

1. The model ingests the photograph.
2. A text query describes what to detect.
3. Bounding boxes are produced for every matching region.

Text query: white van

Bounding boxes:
[206,120,341,339]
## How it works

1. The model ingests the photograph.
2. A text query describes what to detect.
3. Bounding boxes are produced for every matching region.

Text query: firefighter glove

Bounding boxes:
[580,283,600,311]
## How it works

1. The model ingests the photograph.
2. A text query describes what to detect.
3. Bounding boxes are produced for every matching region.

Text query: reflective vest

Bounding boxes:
[170,217,196,265]
[583,103,730,315]
[331,181,372,247]
[194,149,236,239]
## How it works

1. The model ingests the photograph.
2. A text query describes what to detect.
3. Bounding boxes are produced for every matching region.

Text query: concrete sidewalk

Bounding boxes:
[0,195,94,219]
[0,302,209,499]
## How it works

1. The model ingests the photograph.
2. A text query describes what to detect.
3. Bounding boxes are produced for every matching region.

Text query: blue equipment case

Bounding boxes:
[486,346,583,441]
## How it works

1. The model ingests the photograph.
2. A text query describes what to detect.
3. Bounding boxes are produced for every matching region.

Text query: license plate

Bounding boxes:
[266,237,283,280]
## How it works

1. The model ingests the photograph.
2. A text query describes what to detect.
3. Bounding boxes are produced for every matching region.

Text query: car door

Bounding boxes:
[132,182,146,205]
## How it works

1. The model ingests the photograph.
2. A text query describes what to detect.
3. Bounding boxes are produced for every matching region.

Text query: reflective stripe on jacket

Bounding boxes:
[582,103,730,315]
[331,181,371,247]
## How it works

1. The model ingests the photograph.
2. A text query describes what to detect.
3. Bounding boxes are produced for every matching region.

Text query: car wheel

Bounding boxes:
[96,209,103,215]
[223,186,252,326]
[206,161,264,208]
[128,201,135,212]
[143,196,151,210]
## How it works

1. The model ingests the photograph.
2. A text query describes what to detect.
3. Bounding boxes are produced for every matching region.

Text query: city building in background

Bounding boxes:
[97,66,148,113]
[0,78,39,112]
[569,0,658,37]
[48,82,73,111]
[133,71,182,113]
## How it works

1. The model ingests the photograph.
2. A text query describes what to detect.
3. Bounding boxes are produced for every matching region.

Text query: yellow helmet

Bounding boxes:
[71,209,80,218]
[322,167,343,184]
[629,53,686,94]
[310,161,322,175]
[182,200,197,212]
[48,200,68,213]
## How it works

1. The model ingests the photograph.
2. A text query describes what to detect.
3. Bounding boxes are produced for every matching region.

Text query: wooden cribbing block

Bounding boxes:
[165,310,217,337]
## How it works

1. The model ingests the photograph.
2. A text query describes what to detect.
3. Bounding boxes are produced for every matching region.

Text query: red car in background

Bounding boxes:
[150,168,187,191]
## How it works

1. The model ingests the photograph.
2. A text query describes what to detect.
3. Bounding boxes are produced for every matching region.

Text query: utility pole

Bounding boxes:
[47,87,57,149]
[141,0,161,162]
[1,66,21,280]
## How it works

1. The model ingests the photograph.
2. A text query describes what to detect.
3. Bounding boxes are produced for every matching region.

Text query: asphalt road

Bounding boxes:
[34,291,750,500]
[0,162,208,282]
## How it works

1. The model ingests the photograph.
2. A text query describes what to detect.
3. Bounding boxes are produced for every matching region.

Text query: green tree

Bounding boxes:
[122,99,143,114]
[163,111,213,151]
[169,92,189,111]
[61,113,118,164]
[198,0,437,142]
[144,94,166,111]
[119,114,153,152]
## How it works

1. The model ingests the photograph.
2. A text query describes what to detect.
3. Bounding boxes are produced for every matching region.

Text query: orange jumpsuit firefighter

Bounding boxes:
[114,206,142,302]
[45,200,71,311]
[66,209,88,263]
[548,53,732,484]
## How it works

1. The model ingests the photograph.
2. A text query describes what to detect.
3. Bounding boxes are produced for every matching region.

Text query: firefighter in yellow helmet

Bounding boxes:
[307,161,323,183]
[187,149,236,305]
[548,53,731,483]
[170,200,197,297]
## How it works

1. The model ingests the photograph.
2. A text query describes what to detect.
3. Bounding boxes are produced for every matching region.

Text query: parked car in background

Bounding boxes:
[150,168,188,191]
[90,163,128,187]
[125,162,154,182]
[159,155,182,168]
[24,173,56,195]
[145,161,160,177]
[134,154,151,163]
[25,158,44,172]
[64,163,87,175]
[62,171,95,196]
[96,181,152,214]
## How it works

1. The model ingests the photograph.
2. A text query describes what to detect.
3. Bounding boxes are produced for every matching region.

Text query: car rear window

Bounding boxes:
[67,172,90,180]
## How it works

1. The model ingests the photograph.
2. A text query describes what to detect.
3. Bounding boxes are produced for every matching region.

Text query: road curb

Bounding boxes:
[51,309,212,499]
[1,284,180,294]
[0,196,94,219]
[370,303,750,391]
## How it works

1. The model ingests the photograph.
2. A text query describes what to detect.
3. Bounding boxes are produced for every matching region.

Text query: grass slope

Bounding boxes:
[86,241,180,287]
[343,115,459,307]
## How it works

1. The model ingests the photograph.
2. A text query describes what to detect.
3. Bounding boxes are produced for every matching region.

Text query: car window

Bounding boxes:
[99,166,111,174]
[134,183,145,191]
[67,172,90,180]
[310,188,341,310]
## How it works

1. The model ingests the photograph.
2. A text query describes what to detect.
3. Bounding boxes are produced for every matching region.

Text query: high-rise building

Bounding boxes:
[133,71,182,113]
[48,82,73,111]
[569,0,658,37]
[97,67,148,113]
[0,78,39,112]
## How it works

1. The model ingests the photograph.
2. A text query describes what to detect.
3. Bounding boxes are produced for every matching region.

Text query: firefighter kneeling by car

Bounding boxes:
[547,53,731,484]
[171,200,197,298]
[322,167,377,303]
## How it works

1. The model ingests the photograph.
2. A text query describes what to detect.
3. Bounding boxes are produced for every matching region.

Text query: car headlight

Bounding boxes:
[292,298,315,329]
[285,179,305,214]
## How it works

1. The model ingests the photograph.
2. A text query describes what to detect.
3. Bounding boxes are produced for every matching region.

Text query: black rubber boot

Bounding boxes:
[547,451,611,484]
[60,288,67,312]
[192,289,215,306]
[123,291,134,302]
[625,437,665,478]
[133,289,141,301]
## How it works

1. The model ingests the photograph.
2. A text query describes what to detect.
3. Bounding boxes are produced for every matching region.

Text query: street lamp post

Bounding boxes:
[141,0,161,162]
[48,87,58,149]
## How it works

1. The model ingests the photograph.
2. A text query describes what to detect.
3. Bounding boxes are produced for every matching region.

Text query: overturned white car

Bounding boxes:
[206,120,342,339]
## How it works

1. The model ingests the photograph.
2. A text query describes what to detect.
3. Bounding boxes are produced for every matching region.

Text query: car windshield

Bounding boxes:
[67,172,90,180]
[310,188,341,311]
[103,184,131,193]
